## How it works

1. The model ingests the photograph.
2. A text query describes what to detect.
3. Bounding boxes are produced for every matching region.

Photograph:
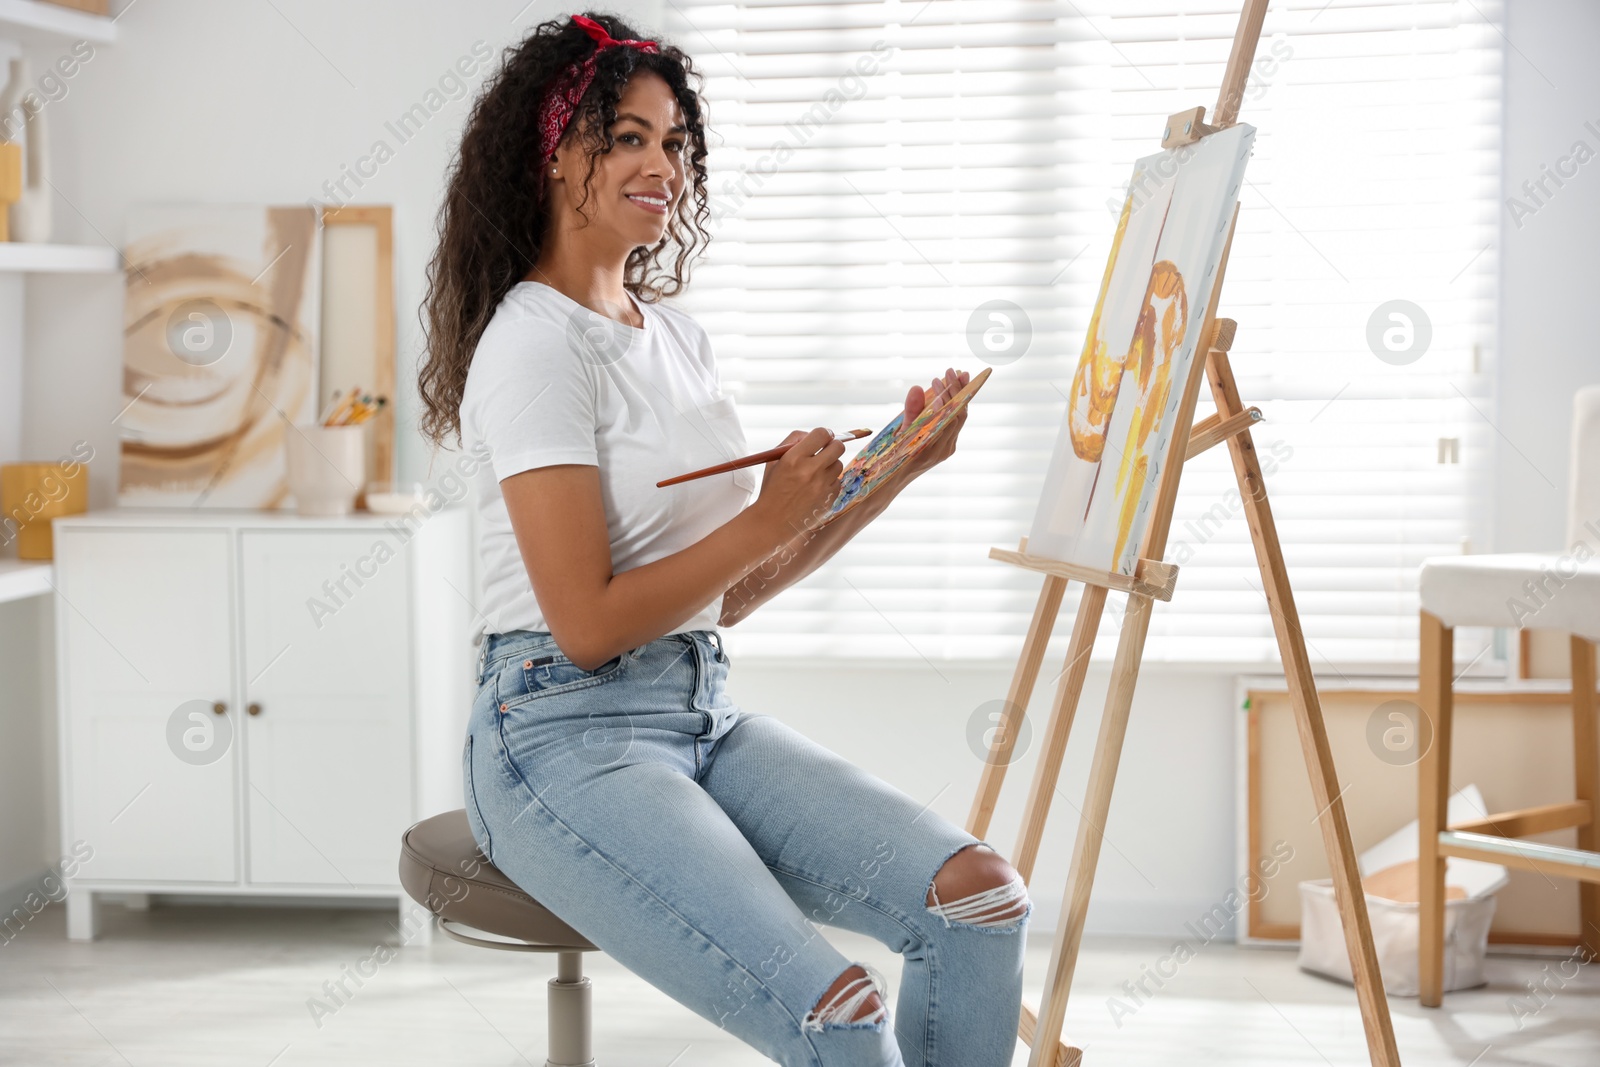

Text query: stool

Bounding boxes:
[1415,385,1600,1007]
[399,810,600,1066]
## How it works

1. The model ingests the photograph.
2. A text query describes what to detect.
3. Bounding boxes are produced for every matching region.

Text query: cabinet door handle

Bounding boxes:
[212,701,226,716]
[248,702,262,717]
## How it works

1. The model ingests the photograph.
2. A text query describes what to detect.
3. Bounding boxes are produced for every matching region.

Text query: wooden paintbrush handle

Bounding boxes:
[656,428,872,488]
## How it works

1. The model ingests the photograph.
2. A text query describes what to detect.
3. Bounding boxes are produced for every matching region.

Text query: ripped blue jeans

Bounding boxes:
[463,629,1033,1067]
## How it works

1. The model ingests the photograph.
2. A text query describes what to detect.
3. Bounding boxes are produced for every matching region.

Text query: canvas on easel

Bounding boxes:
[1029,125,1253,574]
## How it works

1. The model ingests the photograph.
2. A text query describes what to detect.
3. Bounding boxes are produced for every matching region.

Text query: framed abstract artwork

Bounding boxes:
[119,204,321,508]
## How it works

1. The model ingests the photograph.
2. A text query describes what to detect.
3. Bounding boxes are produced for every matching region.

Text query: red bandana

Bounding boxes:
[538,15,660,165]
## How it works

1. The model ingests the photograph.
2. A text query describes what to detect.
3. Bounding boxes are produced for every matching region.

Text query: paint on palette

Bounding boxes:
[823,366,992,524]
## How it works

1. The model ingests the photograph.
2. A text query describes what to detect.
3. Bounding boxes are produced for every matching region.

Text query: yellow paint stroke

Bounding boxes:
[1110,261,1188,562]
[1066,191,1135,464]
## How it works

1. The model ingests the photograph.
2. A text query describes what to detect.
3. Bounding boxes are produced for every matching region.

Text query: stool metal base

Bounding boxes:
[437,917,595,1067]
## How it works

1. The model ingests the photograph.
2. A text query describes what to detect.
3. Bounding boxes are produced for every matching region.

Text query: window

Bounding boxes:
[665,0,1502,666]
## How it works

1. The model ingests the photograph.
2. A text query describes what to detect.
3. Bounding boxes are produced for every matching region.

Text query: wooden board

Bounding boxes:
[1521,628,1574,680]
[1243,681,1600,945]
[319,205,396,503]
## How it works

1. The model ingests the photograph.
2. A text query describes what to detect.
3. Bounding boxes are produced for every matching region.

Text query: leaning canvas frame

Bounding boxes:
[318,204,397,501]
[1237,675,1589,948]
[118,204,321,509]
[1028,124,1254,573]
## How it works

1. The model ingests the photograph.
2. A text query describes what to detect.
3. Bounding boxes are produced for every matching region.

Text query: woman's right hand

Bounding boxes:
[753,427,845,537]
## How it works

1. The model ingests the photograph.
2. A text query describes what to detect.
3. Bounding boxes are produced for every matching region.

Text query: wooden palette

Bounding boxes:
[821,366,991,525]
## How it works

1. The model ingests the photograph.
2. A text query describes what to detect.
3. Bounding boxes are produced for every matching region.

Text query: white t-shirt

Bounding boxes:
[460,281,757,639]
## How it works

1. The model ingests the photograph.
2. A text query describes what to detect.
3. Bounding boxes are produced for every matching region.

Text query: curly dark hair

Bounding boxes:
[417,11,712,449]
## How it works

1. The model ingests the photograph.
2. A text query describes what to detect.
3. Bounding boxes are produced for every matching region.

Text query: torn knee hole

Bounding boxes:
[926,843,1033,929]
[802,962,888,1032]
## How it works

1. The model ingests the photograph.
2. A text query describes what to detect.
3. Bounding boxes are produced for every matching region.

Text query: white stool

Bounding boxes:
[1415,385,1600,1007]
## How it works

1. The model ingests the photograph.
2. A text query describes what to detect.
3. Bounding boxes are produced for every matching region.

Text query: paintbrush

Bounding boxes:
[656,428,874,488]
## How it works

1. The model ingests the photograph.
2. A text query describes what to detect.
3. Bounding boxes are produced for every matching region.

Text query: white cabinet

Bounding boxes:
[239,529,416,887]
[52,508,473,943]
[58,528,237,885]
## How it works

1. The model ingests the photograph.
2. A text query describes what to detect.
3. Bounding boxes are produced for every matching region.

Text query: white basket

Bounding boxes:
[1296,879,1497,997]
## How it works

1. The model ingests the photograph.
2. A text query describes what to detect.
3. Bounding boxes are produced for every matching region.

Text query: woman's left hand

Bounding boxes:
[893,367,970,482]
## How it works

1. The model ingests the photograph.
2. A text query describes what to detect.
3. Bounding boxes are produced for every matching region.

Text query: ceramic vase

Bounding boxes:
[0,58,53,243]
[286,424,366,517]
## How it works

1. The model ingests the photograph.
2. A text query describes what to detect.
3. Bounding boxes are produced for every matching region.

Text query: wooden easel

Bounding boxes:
[967,3,1403,1065]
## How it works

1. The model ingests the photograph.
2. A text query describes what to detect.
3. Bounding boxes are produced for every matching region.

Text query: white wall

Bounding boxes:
[1497,0,1600,553]
[3,0,1594,939]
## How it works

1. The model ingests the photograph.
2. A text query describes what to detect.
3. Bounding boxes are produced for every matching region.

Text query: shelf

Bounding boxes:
[57,506,468,531]
[0,558,51,605]
[0,0,117,46]
[0,242,122,273]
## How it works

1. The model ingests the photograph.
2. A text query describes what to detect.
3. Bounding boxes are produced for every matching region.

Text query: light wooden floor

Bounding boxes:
[1,900,1595,1065]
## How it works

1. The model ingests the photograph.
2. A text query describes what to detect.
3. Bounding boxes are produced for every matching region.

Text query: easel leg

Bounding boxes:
[1015,585,1109,882]
[968,575,1068,839]
[1418,610,1454,1008]
[1572,636,1600,961]
[1207,348,1403,1065]
[1027,593,1154,1067]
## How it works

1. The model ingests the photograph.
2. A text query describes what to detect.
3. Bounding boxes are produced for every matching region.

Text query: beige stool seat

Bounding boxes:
[399,810,599,1067]
[400,809,596,950]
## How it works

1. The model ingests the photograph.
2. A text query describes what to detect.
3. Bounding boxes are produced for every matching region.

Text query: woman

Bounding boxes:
[417,13,1031,1066]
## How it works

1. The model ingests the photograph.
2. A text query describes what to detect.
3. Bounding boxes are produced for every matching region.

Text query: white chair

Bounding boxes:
[1415,385,1600,1007]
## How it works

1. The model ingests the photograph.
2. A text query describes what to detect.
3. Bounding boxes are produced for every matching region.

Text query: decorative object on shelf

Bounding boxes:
[2,459,89,559]
[0,141,18,242]
[118,204,322,508]
[40,0,110,13]
[0,58,55,243]
[286,423,364,517]
[319,205,397,509]
[363,481,427,516]
[0,59,26,243]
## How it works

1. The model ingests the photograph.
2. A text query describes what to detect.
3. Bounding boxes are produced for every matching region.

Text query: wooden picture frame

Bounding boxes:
[1240,676,1599,947]
[318,205,396,505]
[1520,628,1574,680]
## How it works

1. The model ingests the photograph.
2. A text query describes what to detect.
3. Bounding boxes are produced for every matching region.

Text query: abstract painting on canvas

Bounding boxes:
[119,204,321,508]
[1028,123,1254,574]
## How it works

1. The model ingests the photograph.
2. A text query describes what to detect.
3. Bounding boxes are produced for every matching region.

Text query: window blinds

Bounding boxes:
[664,0,1502,666]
